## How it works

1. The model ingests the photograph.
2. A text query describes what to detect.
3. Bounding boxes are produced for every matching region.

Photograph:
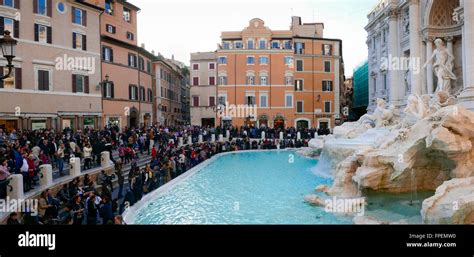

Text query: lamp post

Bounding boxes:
[0,31,18,80]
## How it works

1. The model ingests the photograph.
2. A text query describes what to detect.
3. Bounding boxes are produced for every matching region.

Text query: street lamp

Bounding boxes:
[0,31,17,80]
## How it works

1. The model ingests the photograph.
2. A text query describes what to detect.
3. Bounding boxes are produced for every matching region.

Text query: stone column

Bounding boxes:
[39,164,53,188]
[280,132,284,140]
[261,131,265,139]
[425,37,434,94]
[7,174,24,200]
[69,157,81,177]
[187,136,192,145]
[211,134,216,143]
[446,36,454,55]
[101,151,110,168]
[178,137,183,146]
[459,0,474,109]
[198,135,203,143]
[409,0,422,96]
[386,8,403,106]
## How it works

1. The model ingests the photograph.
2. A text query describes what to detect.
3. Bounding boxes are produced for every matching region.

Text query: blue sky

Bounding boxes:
[130,0,379,76]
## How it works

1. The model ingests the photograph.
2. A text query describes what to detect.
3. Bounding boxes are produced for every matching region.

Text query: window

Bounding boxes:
[260,94,268,107]
[209,63,215,70]
[193,77,199,86]
[34,24,51,44]
[123,7,131,22]
[218,96,227,105]
[138,57,145,71]
[192,63,199,70]
[209,96,215,107]
[218,56,227,65]
[295,79,304,91]
[324,61,331,72]
[284,57,293,66]
[218,76,227,85]
[259,56,268,65]
[129,85,138,100]
[247,40,254,49]
[4,18,19,38]
[285,94,293,107]
[102,47,113,62]
[294,42,305,54]
[247,56,255,65]
[36,0,47,16]
[147,61,151,73]
[209,76,215,86]
[106,24,116,34]
[104,82,113,98]
[127,32,134,40]
[223,42,230,50]
[128,53,137,67]
[147,89,153,102]
[323,44,332,56]
[0,67,16,89]
[324,101,331,113]
[139,87,145,101]
[37,70,50,91]
[284,41,292,50]
[105,0,114,15]
[73,8,85,25]
[271,41,280,49]
[235,42,243,49]
[297,101,304,113]
[259,40,266,49]
[74,75,86,93]
[322,81,333,92]
[260,76,268,85]
[73,33,87,50]
[296,60,303,71]
[246,96,256,105]
[246,75,255,85]
[285,76,293,85]
[193,96,199,107]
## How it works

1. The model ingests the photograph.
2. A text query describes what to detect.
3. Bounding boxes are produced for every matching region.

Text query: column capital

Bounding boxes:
[422,35,435,43]
[445,36,455,43]
[385,8,399,19]
[407,0,420,6]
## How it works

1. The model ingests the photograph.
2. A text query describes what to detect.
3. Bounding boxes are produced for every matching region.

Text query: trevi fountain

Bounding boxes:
[303,38,474,224]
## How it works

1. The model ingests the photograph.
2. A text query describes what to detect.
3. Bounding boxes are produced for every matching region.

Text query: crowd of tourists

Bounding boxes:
[1,123,326,225]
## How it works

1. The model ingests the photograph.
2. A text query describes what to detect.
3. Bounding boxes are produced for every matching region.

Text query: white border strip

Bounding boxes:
[123,149,296,224]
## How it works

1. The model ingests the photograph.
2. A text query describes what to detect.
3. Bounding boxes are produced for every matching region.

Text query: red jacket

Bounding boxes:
[27,159,35,177]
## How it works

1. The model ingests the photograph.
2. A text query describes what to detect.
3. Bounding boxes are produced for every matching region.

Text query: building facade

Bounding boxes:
[89,0,155,129]
[216,17,343,129]
[154,57,187,126]
[365,0,474,111]
[341,77,353,121]
[190,52,217,127]
[0,0,103,132]
[352,60,369,120]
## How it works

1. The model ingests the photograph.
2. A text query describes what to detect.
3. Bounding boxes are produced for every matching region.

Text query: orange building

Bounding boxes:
[88,0,155,129]
[216,17,344,130]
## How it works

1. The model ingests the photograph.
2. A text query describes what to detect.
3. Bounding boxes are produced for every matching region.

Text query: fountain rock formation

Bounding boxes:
[308,93,474,224]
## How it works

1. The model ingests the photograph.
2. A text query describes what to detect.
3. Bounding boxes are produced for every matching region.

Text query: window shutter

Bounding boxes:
[84,76,89,94]
[102,81,106,97]
[33,0,38,14]
[34,24,39,42]
[112,26,116,34]
[72,74,77,93]
[14,0,20,9]
[47,0,52,17]
[82,35,87,51]
[72,33,76,48]
[13,20,19,38]
[44,71,50,90]
[0,18,4,36]
[71,7,76,22]
[47,26,52,44]
[127,54,131,66]
[15,68,22,89]
[0,68,3,88]
[102,46,105,61]
[111,82,115,98]
[82,10,87,26]
[110,48,114,62]
[129,85,132,100]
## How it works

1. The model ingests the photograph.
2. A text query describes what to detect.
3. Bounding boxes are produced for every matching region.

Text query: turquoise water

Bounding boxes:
[131,150,429,224]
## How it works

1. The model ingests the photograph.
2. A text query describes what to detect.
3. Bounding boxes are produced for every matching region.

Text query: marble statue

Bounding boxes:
[359,98,396,127]
[404,95,428,120]
[429,90,457,112]
[423,38,457,92]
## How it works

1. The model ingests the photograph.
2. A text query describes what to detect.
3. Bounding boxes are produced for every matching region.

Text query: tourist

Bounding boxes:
[114,215,125,225]
[7,212,20,225]
[86,192,99,225]
[71,195,85,225]
[56,144,65,176]
[99,195,113,225]
[0,158,11,199]
[83,143,93,170]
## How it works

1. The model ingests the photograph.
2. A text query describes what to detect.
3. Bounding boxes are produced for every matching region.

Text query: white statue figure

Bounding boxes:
[359,98,396,127]
[423,38,457,92]
[404,95,427,120]
[429,90,457,112]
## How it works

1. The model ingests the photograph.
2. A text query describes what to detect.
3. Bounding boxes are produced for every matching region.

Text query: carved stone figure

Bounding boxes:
[359,98,396,127]
[423,38,457,92]
[429,90,457,112]
[404,94,427,120]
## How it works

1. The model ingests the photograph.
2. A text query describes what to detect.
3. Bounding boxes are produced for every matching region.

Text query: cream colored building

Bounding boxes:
[365,0,474,111]
[190,52,217,127]
[0,0,103,131]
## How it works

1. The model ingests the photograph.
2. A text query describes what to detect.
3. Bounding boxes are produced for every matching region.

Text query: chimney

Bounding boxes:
[291,16,302,27]
[172,54,175,60]
[152,50,155,55]
[141,43,145,49]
